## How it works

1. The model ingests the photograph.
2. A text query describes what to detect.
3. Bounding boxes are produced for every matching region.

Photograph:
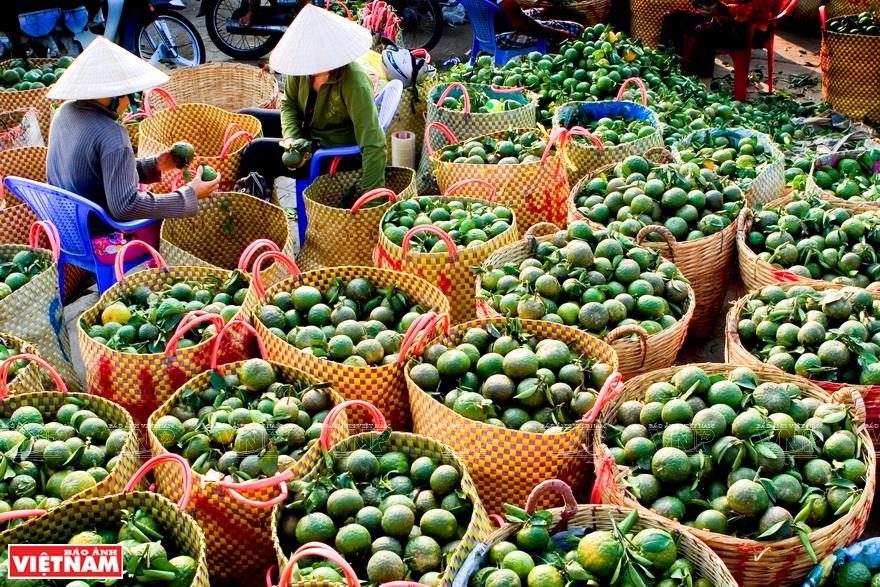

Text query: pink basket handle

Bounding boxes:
[143,87,178,117]
[29,220,61,261]
[424,121,459,156]
[590,450,617,505]
[114,240,168,282]
[616,77,649,106]
[219,130,255,161]
[319,400,388,450]
[217,468,293,509]
[124,453,193,510]
[265,566,277,587]
[396,311,437,364]
[489,514,507,527]
[0,354,67,398]
[583,372,624,424]
[410,312,450,358]
[525,479,578,532]
[164,312,225,357]
[819,4,827,29]
[210,319,268,372]
[540,127,567,163]
[401,225,458,259]
[435,83,471,114]
[443,178,497,201]
[351,188,398,213]
[0,509,46,523]
[121,110,147,124]
[238,239,281,272]
[279,546,360,587]
[567,126,605,150]
[252,251,301,299]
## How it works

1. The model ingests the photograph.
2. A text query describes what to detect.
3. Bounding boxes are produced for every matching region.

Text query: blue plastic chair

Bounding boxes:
[458,0,547,66]
[294,79,404,246]
[4,177,160,294]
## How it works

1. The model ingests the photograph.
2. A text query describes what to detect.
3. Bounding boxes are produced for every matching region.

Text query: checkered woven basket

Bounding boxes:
[430,126,571,236]
[77,242,253,427]
[251,264,451,431]
[406,317,619,513]
[593,363,875,587]
[271,400,493,587]
[0,343,48,396]
[476,224,695,379]
[0,58,57,142]
[805,149,880,210]
[297,167,417,271]
[671,127,786,205]
[0,145,43,242]
[374,181,519,324]
[453,480,737,587]
[0,108,43,152]
[158,62,279,112]
[821,5,880,123]
[160,191,295,291]
[0,387,139,532]
[0,487,209,587]
[147,321,347,583]
[628,0,696,47]
[517,0,611,22]
[137,103,263,192]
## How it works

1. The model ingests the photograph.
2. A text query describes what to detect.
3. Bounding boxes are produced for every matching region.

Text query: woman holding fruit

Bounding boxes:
[239,4,387,192]
[45,37,220,234]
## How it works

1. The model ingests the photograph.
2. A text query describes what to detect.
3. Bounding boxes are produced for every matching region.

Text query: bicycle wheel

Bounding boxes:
[205,0,280,60]
[135,12,206,67]
[393,0,443,51]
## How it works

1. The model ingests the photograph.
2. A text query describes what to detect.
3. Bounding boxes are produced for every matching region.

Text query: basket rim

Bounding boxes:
[426,81,540,117]
[303,166,415,215]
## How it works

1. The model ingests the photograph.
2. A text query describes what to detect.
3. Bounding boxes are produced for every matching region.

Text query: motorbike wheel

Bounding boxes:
[204,0,280,60]
[393,0,443,51]
[126,10,206,67]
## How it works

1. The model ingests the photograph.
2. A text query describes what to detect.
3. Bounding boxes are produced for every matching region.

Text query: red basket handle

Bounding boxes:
[210,319,268,372]
[443,178,497,201]
[567,126,605,150]
[424,121,459,156]
[410,312,450,358]
[435,82,471,114]
[219,129,255,161]
[583,372,624,424]
[124,453,193,510]
[114,240,168,282]
[396,311,436,364]
[238,239,281,273]
[265,565,277,587]
[0,354,67,399]
[489,514,507,527]
[410,48,431,64]
[217,468,294,509]
[29,220,61,261]
[351,188,398,213]
[252,251,301,299]
[540,127,567,163]
[164,312,225,357]
[616,77,649,106]
[279,546,360,587]
[143,87,178,117]
[121,110,147,124]
[819,4,827,30]
[525,479,579,531]
[401,225,458,259]
[0,509,46,523]
[319,400,388,450]
[771,269,805,283]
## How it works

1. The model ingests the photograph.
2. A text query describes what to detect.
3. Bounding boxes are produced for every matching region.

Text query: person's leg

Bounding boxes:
[240,138,294,181]
[660,12,710,65]
[239,107,283,138]
[686,18,729,77]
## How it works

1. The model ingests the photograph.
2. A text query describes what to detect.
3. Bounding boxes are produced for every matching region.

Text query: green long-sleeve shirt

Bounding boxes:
[280,62,386,192]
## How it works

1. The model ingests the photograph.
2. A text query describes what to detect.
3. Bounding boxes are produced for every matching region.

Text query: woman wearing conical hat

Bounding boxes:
[45,37,220,233]
[240,4,387,192]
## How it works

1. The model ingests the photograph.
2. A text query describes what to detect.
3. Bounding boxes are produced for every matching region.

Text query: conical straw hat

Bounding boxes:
[48,37,169,100]
[269,4,372,76]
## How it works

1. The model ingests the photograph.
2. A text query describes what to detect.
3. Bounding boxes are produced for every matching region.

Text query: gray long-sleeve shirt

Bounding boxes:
[46,100,197,231]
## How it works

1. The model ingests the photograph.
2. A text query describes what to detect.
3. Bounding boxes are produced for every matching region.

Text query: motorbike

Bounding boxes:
[199,0,443,60]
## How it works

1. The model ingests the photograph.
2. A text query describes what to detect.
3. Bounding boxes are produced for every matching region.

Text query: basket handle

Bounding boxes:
[636,225,677,262]
[616,77,649,106]
[124,453,193,510]
[252,251,301,299]
[540,127,567,163]
[411,312,450,357]
[489,514,507,527]
[238,239,282,273]
[396,311,437,364]
[217,468,294,509]
[604,324,649,369]
[164,312,225,357]
[397,311,450,364]
[819,4,827,30]
[219,129,255,161]
[590,449,618,504]
[424,121,459,156]
[0,509,46,523]
[435,82,471,114]
[489,84,525,93]
[583,372,624,424]
[833,387,867,427]
[319,400,388,450]
[351,188,398,213]
[142,87,178,116]
[401,225,458,259]
[210,319,268,372]
[567,126,605,150]
[525,479,578,531]
[325,0,354,18]
[29,220,61,262]
[525,222,560,238]
[279,546,360,587]
[265,565,277,587]
[121,110,147,124]
[410,48,431,64]
[0,354,67,399]
[771,269,805,283]
[443,178,497,201]
[114,240,168,282]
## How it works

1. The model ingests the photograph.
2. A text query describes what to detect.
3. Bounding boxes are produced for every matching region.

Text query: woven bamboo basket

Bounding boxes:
[271,400,493,587]
[725,280,880,425]
[629,0,695,47]
[0,58,57,142]
[805,149,880,210]
[0,145,44,243]
[452,480,738,587]
[475,223,695,379]
[0,341,46,396]
[158,62,279,112]
[593,362,876,587]
[516,0,611,23]
[821,6,880,123]
[406,317,619,513]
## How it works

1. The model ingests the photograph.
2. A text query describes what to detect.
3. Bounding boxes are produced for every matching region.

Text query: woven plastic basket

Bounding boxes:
[805,149,880,210]
[158,62,279,112]
[821,6,880,123]
[0,58,56,142]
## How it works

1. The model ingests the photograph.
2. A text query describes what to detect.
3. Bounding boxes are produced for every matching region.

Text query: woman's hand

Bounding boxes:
[157,150,183,172]
[287,152,312,170]
[187,166,221,198]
